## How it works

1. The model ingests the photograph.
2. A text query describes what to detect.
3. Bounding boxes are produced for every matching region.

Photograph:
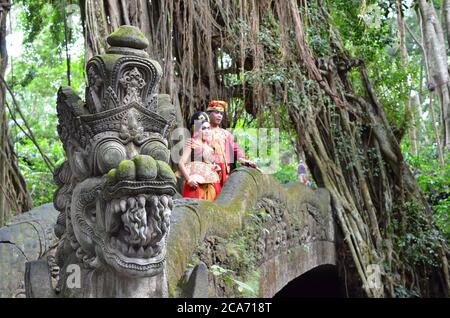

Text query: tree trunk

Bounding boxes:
[409,92,420,155]
[0,0,8,225]
[418,3,446,166]
[442,0,450,55]
[396,0,418,156]
[396,0,408,62]
[0,0,33,225]
[80,0,226,124]
[418,0,450,151]
[286,0,448,297]
[408,93,419,156]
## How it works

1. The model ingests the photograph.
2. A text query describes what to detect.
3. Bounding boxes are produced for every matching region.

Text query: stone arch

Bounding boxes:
[258,241,336,297]
[273,264,341,298]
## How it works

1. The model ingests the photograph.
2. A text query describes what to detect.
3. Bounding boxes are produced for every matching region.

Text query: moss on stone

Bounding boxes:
[98,54,122,67]
[106,168,117,184]
[183,208,264,297]
[116,160,136,181]
[133,155,157,180]
[168,168,332,297]
[107,25,149,49]
[156,160,176,183]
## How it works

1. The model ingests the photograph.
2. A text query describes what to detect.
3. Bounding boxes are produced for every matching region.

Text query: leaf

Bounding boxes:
[233,279,256,294]
[210,264,231,276]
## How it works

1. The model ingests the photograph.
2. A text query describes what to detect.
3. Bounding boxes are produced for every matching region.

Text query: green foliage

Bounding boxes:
[197,209,269,297]
[210,265,259,297]
[303,1,334,57]
[273,162,298,184]
[404,145,450,243]
[16,137,64,206]
[394,284,421,298]
[329,0,397,62]
[232,125,299,184]
[328,0,412,130]
[393,200,443,267]
[225,10,320,186]
[5,2,447,292]
[15,0,77,47]
[6,2,84,206]
[328,0,448,260]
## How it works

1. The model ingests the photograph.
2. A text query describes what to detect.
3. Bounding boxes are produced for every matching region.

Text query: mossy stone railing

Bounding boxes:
[166,167,333,297]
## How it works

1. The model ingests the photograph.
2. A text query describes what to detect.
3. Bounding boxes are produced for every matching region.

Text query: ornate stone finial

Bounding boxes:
[53,26,176,297]
[106,25,150,58]
[107,25,149,49]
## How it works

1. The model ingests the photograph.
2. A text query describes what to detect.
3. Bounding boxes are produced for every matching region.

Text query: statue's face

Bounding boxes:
[55,41,178,277]
[69,105,176,277]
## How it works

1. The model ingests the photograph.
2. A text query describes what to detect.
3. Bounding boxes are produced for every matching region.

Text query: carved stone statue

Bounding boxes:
[52,25,177,297]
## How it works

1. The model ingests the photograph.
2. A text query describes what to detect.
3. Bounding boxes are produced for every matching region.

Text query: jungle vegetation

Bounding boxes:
[0,0,449,297]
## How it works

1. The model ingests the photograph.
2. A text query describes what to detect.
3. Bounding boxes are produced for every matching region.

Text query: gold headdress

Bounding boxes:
[207,100,227,112]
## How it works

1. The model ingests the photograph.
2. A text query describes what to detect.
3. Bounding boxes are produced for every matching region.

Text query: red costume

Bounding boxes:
[207,100,248,186]
[180,111,222,201]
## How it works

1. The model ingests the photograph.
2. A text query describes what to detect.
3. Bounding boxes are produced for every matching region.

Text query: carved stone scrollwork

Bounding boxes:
[254,198,289,261]
[120,67,146,105]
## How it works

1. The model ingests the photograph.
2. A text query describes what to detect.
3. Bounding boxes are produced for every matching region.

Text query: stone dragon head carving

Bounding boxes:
[53,26,177,278]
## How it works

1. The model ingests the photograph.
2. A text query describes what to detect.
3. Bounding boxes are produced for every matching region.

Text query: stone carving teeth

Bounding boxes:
[143,215,147,227]
[144,246,153,257]
[138,195,146,207]
[109,194,167,257]
[128,245,135,256]
[137,246,145,258]
[120,199,127,212]
[150,195,158,209]
[168,197,173,210]
[113,200,121,214]
[127,197,136,209]
[105,208,114,233]
[160,195,168,208]
[163,208,171,220]
[120,241,128,254]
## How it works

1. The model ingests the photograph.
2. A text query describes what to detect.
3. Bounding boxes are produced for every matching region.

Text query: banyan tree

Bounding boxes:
[0,0,448,298]
[77,0,450,297]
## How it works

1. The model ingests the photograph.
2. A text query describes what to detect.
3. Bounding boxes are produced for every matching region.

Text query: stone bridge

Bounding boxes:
[0,167,336,298]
